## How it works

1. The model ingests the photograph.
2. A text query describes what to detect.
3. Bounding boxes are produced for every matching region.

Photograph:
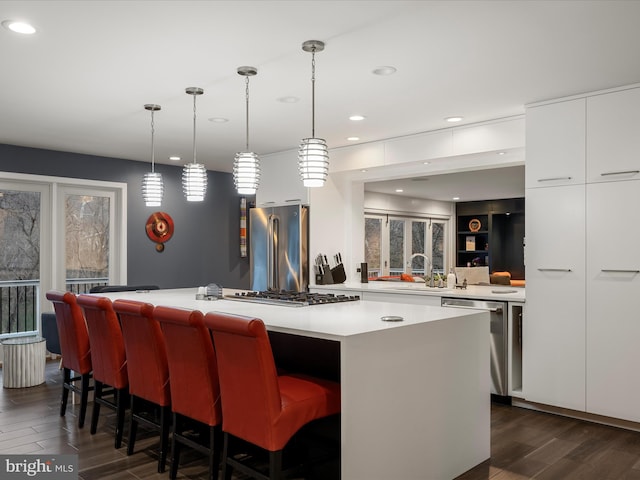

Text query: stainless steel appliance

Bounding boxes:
[225,290,360,307]
[441,297,509,398]
[250,204,308,292]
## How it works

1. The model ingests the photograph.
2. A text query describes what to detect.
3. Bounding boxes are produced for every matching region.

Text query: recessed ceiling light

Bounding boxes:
[2,20,36,34]
[372,66,397,76]
[395,189,404,193]
[497,151,506,155]
[453,196,460,201]
[208,117,228,123]
[445,116,463,123]
[423,161,431,165]
[349,115,365,121]
[277,96,299,103]
[169,156,181,161]
[347,136,360,141]
[361,169,367,173]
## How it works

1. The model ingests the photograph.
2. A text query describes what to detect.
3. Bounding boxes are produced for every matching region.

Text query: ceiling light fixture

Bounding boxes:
[233,66,260,195]
[169,156,181,161]
[142,104,163,207]
[347,136,360,141]
[349,115,365,121]
[208,117,228,123]
[445,116,463,123]
[372,66,397,76]
[2,20,36,34]
[298,40,329,188]
[277,96,299,104]
[183,87,208,202]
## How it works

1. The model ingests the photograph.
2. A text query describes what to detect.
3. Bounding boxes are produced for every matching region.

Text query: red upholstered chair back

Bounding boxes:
[112,299,170,407]
[203,312,282,449]
[154,306,221,427]
[45,290,92,375]
[76,295,128,390]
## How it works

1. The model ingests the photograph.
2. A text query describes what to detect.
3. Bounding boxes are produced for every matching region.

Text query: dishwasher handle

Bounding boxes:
[441,301,503,314]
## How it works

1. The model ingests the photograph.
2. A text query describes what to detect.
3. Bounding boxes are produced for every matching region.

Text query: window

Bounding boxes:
[365,214,449,279]
[0,173,126,337]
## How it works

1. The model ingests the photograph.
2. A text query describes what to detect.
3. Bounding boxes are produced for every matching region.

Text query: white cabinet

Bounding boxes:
[586,180,640,422]
[523,185,586,411]
[525,99,586,188]
[586,87,640,183]
[256,151,309,206]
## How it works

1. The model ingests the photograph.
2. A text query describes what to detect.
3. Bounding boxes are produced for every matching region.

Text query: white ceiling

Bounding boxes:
[1,0,640,200]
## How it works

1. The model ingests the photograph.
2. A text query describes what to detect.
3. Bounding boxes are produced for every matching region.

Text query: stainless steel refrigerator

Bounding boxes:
[249,204,309,292]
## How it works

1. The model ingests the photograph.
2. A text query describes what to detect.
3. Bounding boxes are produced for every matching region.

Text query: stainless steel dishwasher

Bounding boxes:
[441,297,509,398]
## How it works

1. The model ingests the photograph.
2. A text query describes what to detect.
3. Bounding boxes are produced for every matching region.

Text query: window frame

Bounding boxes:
[0,171,127,336]
[365,212,450,278]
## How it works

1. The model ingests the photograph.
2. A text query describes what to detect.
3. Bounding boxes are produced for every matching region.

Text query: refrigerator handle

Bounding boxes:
[268,215,279,290]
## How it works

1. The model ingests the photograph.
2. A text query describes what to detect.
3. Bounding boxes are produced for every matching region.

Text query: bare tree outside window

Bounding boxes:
[65,194,110,281]
[364,217,382,277]
[0,190,40,333]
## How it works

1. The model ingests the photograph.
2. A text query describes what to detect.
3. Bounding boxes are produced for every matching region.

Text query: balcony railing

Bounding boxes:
[0,278,108,337]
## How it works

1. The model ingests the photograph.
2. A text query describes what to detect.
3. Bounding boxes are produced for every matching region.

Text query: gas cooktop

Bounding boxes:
[224,290,360,307]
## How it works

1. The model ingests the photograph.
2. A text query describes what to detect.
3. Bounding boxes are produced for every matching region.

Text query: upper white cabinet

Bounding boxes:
[586,180,640,422]
[523,185,586,411]
[586,87,640,183]
[525,99,585,188]
[257,151,309,206]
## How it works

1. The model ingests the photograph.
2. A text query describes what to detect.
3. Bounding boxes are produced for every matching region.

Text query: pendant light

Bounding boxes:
[182,87,208,202]
[142,104,163,207]
[298,40,329,188]
[233,66,260,195]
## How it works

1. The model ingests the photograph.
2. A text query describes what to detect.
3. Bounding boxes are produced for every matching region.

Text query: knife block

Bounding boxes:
[330,264,346,284]
[315,269,335,285]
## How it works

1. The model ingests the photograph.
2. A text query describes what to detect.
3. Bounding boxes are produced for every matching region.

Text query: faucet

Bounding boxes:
[410,253,434,287]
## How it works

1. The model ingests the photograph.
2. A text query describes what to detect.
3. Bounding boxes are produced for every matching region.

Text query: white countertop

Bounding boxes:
[312,281,526,303]
[98,287,488,341]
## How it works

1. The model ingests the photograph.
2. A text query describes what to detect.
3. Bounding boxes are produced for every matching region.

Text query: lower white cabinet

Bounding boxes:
[586,180,640,422]
[523,185,586,411]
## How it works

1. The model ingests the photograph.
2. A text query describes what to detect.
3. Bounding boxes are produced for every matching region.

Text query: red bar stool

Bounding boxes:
[45,290,93,429]
[154,305,222,480]
[76,294,129,449]
[204,312,341,480]
[112,299,171,473]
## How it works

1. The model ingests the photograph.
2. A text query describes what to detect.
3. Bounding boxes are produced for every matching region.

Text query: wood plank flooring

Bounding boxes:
[3,360,640,479]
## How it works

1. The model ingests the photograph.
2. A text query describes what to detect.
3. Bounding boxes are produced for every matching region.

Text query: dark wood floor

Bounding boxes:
[3,361,640,480]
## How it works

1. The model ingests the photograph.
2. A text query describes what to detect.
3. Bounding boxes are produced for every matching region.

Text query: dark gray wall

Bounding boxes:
[0,143,251,289]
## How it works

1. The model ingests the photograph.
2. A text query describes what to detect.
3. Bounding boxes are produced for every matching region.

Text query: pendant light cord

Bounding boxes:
[245,75,250,151]
[192,94,197,165]
[150,109,156,173]
[311,47,316,138]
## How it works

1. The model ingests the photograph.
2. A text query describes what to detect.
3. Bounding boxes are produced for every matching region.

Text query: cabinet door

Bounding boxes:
[523,185,586,411]
[256,151,310,206]
[525,99,586,188]
[586,180,640,421]
[587,88,640,183]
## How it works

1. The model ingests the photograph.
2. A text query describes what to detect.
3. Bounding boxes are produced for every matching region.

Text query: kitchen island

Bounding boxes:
[99,288,490,480]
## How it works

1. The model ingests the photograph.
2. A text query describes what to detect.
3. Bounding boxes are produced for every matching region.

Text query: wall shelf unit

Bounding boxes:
[456,198,525,279]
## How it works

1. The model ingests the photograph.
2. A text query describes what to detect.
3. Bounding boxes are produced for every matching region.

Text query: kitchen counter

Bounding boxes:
[312,280,526,303]
[98,287,490,480]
